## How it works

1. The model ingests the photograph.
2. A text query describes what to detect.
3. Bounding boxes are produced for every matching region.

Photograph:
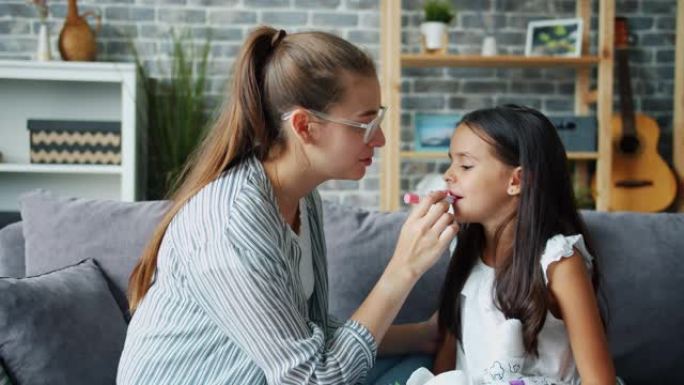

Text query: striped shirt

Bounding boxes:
[117,157,377,385]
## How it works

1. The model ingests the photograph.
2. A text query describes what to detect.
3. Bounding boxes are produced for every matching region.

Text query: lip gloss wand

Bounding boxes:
[403,192,458,205]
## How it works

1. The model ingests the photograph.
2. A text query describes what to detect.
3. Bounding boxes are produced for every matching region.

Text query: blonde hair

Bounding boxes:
[128,26,376,312]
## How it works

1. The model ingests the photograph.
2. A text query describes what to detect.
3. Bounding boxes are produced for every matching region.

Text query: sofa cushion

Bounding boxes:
[582,210,684,385]
[323,202,451,324]
[0,222,24,278]
[0,361,12,385]
[0,259,127,385]
[19,190,169,315]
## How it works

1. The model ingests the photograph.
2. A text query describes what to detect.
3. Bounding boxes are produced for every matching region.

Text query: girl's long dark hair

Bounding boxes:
[437,105,601,355]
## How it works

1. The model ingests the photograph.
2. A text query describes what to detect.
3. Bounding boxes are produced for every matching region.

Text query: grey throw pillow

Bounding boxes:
[19,190,169,315]
[323,202,451,324]
[0,259,126,385]
[0,222,24,278]
[0,361,12,385]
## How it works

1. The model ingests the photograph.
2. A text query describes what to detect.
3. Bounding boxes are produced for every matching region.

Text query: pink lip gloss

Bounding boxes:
[403,192,457,205]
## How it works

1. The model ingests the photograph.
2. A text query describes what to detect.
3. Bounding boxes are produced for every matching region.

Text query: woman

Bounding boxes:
[117,27,458,385]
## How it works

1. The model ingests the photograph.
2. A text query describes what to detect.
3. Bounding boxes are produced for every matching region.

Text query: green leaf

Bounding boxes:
[423,0,455,24]
[129,29,213,199]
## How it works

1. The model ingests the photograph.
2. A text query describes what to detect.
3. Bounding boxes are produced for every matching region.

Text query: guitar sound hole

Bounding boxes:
[619,135,640,154]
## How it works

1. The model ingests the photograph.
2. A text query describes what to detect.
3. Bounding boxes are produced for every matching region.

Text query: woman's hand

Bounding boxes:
[389,191,459,281]
[350,191,457,347]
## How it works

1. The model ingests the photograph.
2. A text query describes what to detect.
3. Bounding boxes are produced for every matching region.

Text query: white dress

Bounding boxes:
[456,234,594,385]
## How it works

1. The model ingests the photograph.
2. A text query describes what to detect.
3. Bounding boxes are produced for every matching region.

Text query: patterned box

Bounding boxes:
[26,120,121,165]
[548,116,597,152]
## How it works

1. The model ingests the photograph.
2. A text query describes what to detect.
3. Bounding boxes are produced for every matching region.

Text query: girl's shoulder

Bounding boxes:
[540,234,593,285]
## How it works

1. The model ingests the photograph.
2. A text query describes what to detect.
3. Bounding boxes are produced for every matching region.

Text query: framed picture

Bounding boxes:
[414,113,460,152]
[525,18,583,57]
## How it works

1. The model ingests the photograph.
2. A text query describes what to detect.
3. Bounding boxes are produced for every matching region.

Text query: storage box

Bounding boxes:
[26,120,121,165]
[548,115,597,152]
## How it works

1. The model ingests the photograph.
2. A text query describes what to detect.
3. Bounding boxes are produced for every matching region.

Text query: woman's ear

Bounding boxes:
[287,108,315,144]
[507,166,523,196]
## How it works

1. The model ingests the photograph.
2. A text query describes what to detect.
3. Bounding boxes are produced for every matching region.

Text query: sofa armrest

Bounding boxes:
[0,221,25,278]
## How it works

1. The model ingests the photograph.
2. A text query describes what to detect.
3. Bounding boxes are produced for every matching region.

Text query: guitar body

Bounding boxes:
[591,17,678,212]
[606,113,677,211]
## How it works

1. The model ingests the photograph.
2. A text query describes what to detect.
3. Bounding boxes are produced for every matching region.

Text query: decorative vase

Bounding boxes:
[58,0,101,61]
[420,22,448,54]
[36,22,52,61]
[481,36,497,56]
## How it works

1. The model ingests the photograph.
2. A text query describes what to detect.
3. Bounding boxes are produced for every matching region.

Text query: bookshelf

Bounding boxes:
[379,0,615,211]
[0,60,146,211]
[675,0,684,211]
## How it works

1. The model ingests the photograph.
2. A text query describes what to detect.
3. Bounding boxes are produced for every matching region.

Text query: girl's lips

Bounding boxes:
[447,192,463,203]
[361,158,372,166]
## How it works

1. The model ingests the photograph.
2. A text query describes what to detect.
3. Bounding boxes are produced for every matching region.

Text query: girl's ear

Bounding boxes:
[507,166,523,196]
[287,108,316,144]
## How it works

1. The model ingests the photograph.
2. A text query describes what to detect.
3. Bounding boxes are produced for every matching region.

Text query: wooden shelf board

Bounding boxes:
[401,54,601,68]
[0,163,122,175]
[400,151,599,160]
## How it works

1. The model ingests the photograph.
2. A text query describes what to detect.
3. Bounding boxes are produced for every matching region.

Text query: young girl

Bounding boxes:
[432,105,616,385]
[117,27,458,385]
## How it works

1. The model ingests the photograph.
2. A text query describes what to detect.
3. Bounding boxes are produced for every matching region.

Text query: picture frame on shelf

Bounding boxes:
[414,113,460,152]
[525,18,583,57]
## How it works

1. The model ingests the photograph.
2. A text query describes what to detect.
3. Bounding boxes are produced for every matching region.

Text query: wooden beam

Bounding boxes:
[575,0,592,115]
[379,0,402,211]
[595,0,615,211]
[675,0,684,211]
[573,0,593,201]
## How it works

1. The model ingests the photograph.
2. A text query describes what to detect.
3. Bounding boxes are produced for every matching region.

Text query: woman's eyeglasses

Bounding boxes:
[282,106,387,144]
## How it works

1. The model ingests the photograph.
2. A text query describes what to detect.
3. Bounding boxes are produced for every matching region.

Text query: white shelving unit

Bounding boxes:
[0,60,145,211]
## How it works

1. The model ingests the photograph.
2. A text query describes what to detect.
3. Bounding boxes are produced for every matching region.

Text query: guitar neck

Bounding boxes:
[616,48,637,137]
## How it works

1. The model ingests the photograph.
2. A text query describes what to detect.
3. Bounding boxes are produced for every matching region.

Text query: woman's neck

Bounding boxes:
[262,148,320,229]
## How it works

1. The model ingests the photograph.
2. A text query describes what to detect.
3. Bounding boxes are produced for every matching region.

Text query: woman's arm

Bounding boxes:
[186,234,377,385]
[351,191,458,346]
[182,191,455,385]
[546,251,616,385]
[432,331,456,374]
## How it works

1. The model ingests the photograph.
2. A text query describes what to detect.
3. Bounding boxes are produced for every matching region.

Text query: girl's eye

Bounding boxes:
[461,165,473,170]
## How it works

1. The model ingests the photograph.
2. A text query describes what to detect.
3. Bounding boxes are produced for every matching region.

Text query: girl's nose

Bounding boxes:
[443,167,456,184]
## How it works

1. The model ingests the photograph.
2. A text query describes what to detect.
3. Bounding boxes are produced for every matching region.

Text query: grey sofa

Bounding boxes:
[0,190,682,385]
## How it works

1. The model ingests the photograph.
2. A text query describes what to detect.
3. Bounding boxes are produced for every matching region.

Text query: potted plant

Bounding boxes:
[131,31,212,199]
[420,0,455,53]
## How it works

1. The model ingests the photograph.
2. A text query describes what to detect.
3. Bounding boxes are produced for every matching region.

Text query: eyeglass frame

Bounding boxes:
[281,106,387,143]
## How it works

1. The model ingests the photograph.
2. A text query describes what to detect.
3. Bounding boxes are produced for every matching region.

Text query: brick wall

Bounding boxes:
[0,0,677,210]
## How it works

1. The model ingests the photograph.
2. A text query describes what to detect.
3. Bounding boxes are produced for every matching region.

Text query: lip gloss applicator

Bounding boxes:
[403,192,457,205]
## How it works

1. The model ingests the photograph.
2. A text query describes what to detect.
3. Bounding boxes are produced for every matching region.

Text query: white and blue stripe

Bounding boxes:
[117,157,377,385]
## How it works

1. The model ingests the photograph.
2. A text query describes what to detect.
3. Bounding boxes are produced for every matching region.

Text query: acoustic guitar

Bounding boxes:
[593,17,677,212]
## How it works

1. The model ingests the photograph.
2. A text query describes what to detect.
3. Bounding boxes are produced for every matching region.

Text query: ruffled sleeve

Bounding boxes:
[540,234,594,285]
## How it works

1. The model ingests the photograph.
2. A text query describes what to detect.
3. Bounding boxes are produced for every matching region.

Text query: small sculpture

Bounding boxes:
[58,0,101,61]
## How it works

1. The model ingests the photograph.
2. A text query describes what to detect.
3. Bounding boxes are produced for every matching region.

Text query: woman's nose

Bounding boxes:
[368,127,386,147]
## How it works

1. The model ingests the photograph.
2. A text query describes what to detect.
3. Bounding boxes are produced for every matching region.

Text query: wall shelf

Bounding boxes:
[399,151,600,161]
[0,164,123,175]
[401,54,601,68]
